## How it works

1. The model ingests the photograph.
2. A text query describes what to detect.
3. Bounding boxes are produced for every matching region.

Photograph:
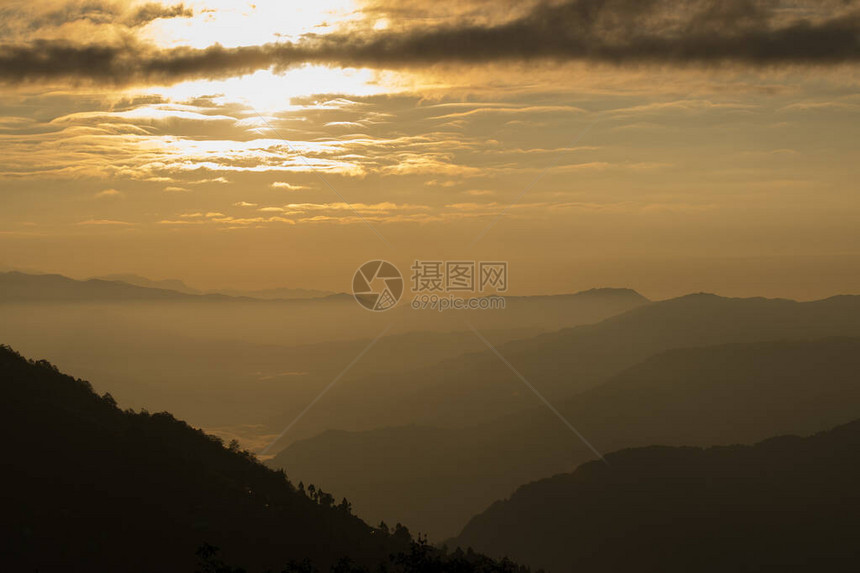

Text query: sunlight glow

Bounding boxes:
[145,0,362,49]
[137,67,390,112]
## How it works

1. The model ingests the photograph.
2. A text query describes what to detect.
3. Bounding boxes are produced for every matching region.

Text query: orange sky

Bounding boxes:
[1,0,859,299]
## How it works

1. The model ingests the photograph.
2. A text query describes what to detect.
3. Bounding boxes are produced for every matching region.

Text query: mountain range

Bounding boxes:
[4,280,860,571]
[95,273,335,299]
[0,271,648,441]
[0,271,247,302]
[271,293,860,538]
[7,271,860,551]
[454,419,860,572]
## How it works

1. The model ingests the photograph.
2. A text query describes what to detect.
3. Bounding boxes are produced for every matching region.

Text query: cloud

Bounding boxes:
[270,182,309,190]
[333,0,860,67]
[77,218,135,225]
[125,2,193,27]
[1,1,859,85]
[428,104,588,121]
[778,100,860,113]
[94,188,121,198]
[0,40,305,85]
[0,1,193,36]
[157,218,200,224]
[159,214,296,227]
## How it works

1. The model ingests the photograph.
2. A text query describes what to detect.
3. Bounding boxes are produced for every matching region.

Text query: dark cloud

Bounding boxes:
[17,1,118,29]
[125,2,193,27]
[0,41,286,84]
[329,0,860,66]
[0,1,192,35]
[1,0,859,85]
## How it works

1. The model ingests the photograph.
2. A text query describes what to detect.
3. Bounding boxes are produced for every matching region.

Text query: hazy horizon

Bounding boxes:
[4,263,860,302]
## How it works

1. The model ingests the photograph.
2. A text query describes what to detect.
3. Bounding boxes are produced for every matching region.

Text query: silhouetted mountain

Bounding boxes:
[267,293,860,437]
[387,286,650,334]
[0,271,242,302]
[0,345,527,573]
[453,292,860,406]
[0,323,539,443]
[213,285,336,299]
[272,335,860,539]
[94,273,202,294]
[454,419,860,572]
[0,279,647,447]
[260,288,649,448]
[505,287,644,301]
[0,271,345,303]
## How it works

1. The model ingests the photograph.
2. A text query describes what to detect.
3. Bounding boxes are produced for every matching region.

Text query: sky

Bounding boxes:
[1,0,859,299]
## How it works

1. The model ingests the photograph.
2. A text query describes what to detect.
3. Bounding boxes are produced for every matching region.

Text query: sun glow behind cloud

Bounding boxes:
[134,0,401,110]
[145,0,362,48]
[138,66,392,112]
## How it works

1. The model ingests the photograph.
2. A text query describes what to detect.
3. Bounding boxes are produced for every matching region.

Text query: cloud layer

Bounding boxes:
[1,0,859,85]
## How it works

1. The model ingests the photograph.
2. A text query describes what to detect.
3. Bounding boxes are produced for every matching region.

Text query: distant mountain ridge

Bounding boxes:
[95,273,339,299]
[2,271,646,307]
[214,285,336,299]
[0,271,245,302]
[93,273,203,294]
[500,287,646,301]
[0,271,338,303]
[270,292,860,444]
[259,286,650,442]
[454,419,860,572]
[272,295,860,538]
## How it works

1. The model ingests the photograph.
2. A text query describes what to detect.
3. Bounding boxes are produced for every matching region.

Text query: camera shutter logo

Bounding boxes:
[352,260,404,311]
